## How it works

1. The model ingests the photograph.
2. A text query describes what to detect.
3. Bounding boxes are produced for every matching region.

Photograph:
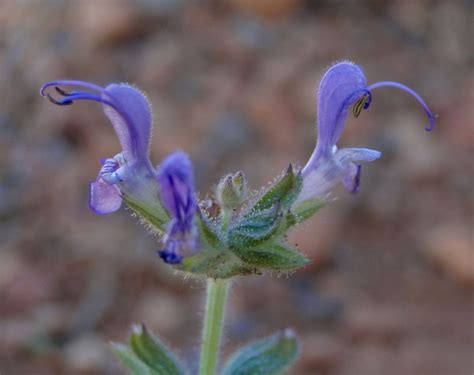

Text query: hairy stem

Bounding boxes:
[220,208,232,233]
[199,278,230,375]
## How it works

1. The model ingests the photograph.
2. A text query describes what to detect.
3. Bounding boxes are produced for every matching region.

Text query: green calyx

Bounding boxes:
[123,166,324,279]
[176,166,324,279]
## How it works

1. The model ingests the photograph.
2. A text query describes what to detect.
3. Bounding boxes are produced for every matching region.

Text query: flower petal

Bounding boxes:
[335,147,381,163]
[342,163,362,194]
[315,61,368,156]
[157,151,196,228]
[89,178,122,215]
[335,148,380,194]
[157,151,198,263]
[102,84,152,164]
[158,241,183,264]
[41,81,153,166]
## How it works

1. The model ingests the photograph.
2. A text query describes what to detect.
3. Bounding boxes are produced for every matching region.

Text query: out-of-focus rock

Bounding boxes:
[1,263,56,314]
[0,251,22,289]
[297,333,344,373]
[229,0,302,20]
[0,318,39,349]
[32,304,70,334]
[386,117,443,178]
[133,291,184,335]
[70,2,142,47]
[288,208,341,265]
[422,225,474,287]
[63,333,108,371]
[344,305,404,344]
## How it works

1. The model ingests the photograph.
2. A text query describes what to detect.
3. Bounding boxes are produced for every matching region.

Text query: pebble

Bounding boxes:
[422,225,474,287]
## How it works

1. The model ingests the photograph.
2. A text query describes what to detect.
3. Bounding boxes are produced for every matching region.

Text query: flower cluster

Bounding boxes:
[40,61,435,277]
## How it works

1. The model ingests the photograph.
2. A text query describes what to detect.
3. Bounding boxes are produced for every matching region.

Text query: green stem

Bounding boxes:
[199,278,230,375]
[220,208,232,233]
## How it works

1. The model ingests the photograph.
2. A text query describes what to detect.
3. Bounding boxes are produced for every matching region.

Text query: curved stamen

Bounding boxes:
[46,93,73,106]
[55,87,72,96]
[40,80,104,96]
[45,89,117,109]
[367,81,437,131]
[54,87,89,97]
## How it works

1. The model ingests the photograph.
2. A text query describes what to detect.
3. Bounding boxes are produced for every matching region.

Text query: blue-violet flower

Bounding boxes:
[40,80,165,218]
[157,151,198,264]
[297,61,436,203]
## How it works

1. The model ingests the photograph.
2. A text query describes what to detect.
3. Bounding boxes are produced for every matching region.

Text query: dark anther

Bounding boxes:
[54,86,72,97]
[46,93,73,106]
[353,92,372,118]
[363,91,372,109]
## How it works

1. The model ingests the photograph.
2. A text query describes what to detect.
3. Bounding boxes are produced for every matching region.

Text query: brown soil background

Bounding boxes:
[0,1,472,374]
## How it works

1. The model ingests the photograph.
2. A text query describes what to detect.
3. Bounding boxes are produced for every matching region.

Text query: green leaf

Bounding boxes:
[129,324,186,375]
[229,205,283,249]
[235,241,309,271]
[111,343,157,375]
[222,329,300,375]
[248,165,302,214]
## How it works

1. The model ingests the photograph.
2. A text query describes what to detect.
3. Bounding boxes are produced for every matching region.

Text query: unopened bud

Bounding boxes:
[216,171,247,210]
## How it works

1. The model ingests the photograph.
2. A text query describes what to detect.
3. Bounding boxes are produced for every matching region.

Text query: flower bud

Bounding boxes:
[216,171,247,210]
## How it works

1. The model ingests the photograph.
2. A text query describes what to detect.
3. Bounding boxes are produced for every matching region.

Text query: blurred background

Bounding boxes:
[0,0,472,374]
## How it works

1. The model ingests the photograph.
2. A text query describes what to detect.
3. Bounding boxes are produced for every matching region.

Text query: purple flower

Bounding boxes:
[157,151,198,264]
[40,80,164,217]
[297,61,436,202]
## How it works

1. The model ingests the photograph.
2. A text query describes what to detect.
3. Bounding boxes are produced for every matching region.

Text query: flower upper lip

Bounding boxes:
[41,81,153,164]
[305,61,436,172]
